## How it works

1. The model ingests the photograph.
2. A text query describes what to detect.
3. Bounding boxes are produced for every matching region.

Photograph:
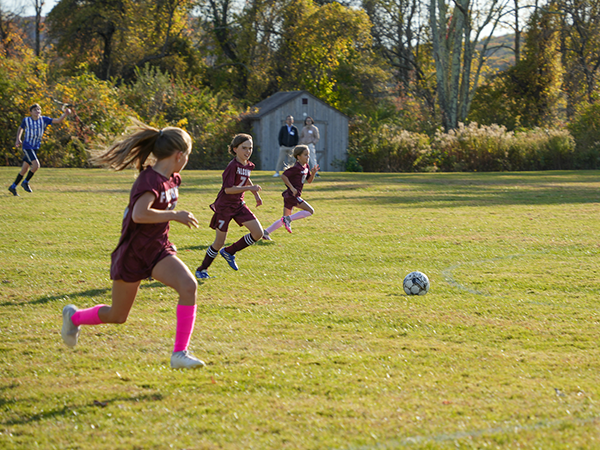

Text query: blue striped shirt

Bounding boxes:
[20,116,53,150]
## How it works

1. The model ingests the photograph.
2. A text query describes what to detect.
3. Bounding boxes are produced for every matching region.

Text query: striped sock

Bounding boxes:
[225,233,256,255]
[197,246,218,271]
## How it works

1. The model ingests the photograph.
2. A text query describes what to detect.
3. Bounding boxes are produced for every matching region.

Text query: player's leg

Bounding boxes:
[20,152,39,193]
[221,218,263,270]
[151,255,204,368]
[196,229,227,278]
[8,161,30,195]
[281,206,294,233]
[61,280,138,348]
[293,200,314,216]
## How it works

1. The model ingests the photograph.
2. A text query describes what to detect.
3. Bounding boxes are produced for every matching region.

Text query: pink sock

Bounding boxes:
[71,304,107,326]
[265,218,284,234]
[290,210,312,221]
[174,304,197,352]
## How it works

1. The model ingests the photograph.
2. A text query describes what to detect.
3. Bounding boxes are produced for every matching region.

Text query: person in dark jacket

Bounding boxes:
[274,115,299,177]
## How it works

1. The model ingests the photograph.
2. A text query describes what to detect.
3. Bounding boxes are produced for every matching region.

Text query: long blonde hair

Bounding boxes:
[91,119,192,172]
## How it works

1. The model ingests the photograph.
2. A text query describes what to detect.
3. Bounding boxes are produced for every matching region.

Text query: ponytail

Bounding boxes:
[91,119,192,172]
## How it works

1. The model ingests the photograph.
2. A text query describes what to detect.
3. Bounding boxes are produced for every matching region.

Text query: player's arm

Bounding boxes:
[15,127,24,148]
[132,192,198,228]
[306,165,320,184]
[246,178,263,207]
[52,108,71,124]
[281,174,298,195]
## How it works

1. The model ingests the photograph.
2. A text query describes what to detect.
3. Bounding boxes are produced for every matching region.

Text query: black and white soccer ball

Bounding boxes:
[403,271,430,295]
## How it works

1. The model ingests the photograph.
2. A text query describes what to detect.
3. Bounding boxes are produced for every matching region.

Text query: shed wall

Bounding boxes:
[251,93,348,172]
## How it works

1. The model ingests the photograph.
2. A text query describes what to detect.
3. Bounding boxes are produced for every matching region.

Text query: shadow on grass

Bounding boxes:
[1,393,165,426]
[1,288,111,307]
[179,240,274,252]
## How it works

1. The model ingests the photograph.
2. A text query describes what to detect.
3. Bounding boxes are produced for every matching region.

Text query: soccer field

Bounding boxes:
[1,168,599,449]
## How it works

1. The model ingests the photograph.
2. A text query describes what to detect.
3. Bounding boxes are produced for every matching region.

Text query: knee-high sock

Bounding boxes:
[71,304,107,326]
[224,233,256,255]
[290,210,312,221]
[197,246,218,271]
[12,173,23,186]
[25,171,35,181]
[265,218,284,235]
[174,304,197,352]
[265,211,312,234]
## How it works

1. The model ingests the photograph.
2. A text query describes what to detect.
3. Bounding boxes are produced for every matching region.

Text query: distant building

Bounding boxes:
[247,91,349,172]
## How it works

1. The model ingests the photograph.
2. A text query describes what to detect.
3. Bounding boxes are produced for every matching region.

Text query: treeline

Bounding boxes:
[1,0,600,172]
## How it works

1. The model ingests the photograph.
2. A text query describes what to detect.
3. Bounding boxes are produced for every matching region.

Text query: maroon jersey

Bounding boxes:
[282,162,309,197]
[211,158,255,214]
[110,166,181,282]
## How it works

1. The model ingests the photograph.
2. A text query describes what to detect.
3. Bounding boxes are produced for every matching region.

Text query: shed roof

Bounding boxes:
[248,90,349,120]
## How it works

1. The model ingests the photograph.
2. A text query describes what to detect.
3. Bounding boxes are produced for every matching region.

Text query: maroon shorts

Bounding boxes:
[111,244,177,282]
[283,192,304,210]
[209,203,257,232]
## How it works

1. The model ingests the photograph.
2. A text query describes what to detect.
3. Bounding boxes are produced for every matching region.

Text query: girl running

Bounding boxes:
[61,121,205,369]
[263,145,318,240]
[195,133,264,279]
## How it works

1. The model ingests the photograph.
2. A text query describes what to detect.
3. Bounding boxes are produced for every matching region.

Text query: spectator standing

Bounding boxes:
[274,115,299,177]
[299,116,320,175]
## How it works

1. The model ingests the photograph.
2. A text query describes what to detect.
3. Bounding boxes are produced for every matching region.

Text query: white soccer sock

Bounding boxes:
[290,210,312,221]
[265,218,284,234]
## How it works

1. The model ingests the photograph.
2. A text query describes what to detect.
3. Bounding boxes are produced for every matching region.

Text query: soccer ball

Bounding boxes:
[403,271,430,295]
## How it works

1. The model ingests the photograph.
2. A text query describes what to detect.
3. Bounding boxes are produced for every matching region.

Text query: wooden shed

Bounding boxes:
[247,91,349,172]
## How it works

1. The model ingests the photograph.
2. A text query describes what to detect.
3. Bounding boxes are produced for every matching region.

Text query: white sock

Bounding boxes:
[290,210,312,221]
[265,218,284,234]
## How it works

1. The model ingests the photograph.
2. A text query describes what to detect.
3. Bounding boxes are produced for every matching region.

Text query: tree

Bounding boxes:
[429,0,510,130]
[469,3,564,129]
[0,2,28,58]
[33,0,43,56]
[47,0,129,80]
[362,0,429,95]
[558,0,600,116]
[273,0,388,110]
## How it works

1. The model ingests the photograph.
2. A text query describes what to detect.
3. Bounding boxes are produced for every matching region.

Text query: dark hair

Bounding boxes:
[293,145,309,159]
[229,133,252,156]
[90,119,192,172]
[304,116,314,126]
[29,103,41,111]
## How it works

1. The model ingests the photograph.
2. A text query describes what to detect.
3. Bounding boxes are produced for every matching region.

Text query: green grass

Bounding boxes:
[1,168,600,449]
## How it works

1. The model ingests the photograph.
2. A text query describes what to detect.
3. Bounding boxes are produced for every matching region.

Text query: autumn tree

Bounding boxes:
[273,0,389,110]
[46,0,130,80]
[469,3,564,129]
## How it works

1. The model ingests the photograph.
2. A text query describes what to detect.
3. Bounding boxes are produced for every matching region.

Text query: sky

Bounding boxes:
[2,0,58,16]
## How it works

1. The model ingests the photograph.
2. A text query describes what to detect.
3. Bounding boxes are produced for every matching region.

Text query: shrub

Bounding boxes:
[431,123,513,172]
[347,115,432,172]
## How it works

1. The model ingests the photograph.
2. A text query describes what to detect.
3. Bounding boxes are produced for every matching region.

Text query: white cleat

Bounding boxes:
[171,350,206,369]
[61,305,80,347]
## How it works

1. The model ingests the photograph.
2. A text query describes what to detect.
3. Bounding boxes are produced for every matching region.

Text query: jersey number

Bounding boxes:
[237,176,247,187]
[218,220,225,230]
